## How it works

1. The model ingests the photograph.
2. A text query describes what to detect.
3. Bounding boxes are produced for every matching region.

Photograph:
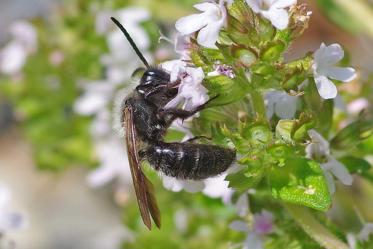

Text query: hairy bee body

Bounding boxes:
[145,142,236,180]
[111,16,235,229]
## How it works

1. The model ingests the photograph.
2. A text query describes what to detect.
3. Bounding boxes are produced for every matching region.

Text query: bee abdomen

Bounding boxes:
[146,142,236,180]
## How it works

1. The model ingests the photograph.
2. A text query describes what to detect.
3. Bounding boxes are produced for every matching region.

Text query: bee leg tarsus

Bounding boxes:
[185,136,212,143]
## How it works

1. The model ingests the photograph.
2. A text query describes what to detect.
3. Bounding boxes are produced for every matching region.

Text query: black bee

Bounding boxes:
[111,17,236,230]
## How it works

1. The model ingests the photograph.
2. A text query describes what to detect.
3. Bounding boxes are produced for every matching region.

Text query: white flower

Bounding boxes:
[100,7,152,84]
[264,90,298,119]
[0,184,26,233]
[86,137,132,188]
[306,130,353,194]
[246,0,297,30]
[312,43,356,99]
[161,60,209,111]
[207,64,235,79]
[202,174,233,199]
[162,173,233,201]
[9,21,37,53]
[0,21,37,76]
[347,98,369,114]
[358,223,373,242]
[230,209,274,249]
[175,1,227,49]
[74,81,115,116]
[162,176,205,193]
[0,42,27,75]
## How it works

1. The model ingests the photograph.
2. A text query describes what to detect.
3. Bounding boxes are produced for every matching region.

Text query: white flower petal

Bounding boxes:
[0,185,11,208]
[246,0,261,13]
[9,21,37,52]
[175,14,209,36]
[244,233,263,249]
[323,171,336,194]
[194,2,217,12]
[261,8,289,30]
[320,43,344,65]
[325,157,353,186]
[325,66,356,82]
[117,7,150,24]
[236,193,249,217]
[0,212,25,231]
[87,165,116,188]
[271,0,297,9]
[202,175,232,198]
[229,220,249,232]
[162,176,205,193]
[347,98,369,114]
[274,93,297,119]
[358,223,373,242]
[306,129,331,159]
[74,93,109,115]
[197,20,223,48]
[183,180,205,193]
[314,75,338,99]
[0,41,27,75]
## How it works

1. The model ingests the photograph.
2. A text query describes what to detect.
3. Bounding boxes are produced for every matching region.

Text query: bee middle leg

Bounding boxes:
[160,95,219,121]
[184,136,212,143]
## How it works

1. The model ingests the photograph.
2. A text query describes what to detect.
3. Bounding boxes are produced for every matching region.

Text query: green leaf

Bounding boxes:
[204,75,250,105]
[330,119,373,150]
[226,160,265,190]
[269,158,331,211]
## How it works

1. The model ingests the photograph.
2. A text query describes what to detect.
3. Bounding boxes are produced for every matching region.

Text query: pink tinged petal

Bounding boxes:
[261,8,289,30]
[271,0,297,9]
[175,13,209,36]
[325,66,356,82]
[314,75,338,99]
[229,220,249,232]
[164,95,184,109]
[254,210,274,235]
[246,0,261,13]
[347,98,369,114]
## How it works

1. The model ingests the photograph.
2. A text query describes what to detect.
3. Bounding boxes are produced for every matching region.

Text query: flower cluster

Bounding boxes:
[0,21,37,77]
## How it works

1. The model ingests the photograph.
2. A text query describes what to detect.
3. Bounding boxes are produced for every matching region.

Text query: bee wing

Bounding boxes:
[124,106,161,229]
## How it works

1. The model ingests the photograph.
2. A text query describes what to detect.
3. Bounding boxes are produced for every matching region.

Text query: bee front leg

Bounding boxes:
[160,95,219,121]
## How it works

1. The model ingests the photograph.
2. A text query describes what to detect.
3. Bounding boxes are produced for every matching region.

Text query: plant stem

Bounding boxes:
[285,204,349,249]
[250,89,267,122]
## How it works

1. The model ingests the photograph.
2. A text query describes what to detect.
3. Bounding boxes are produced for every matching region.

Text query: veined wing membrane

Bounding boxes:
[124,106,160,229]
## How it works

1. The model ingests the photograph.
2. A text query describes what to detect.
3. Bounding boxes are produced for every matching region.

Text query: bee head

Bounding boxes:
[139,68,170,87]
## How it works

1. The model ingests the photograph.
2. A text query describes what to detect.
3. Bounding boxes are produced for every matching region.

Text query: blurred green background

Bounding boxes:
[0,0,372,248]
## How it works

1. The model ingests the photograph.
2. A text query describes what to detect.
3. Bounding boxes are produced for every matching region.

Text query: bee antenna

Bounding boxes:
[110,17,150,68]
